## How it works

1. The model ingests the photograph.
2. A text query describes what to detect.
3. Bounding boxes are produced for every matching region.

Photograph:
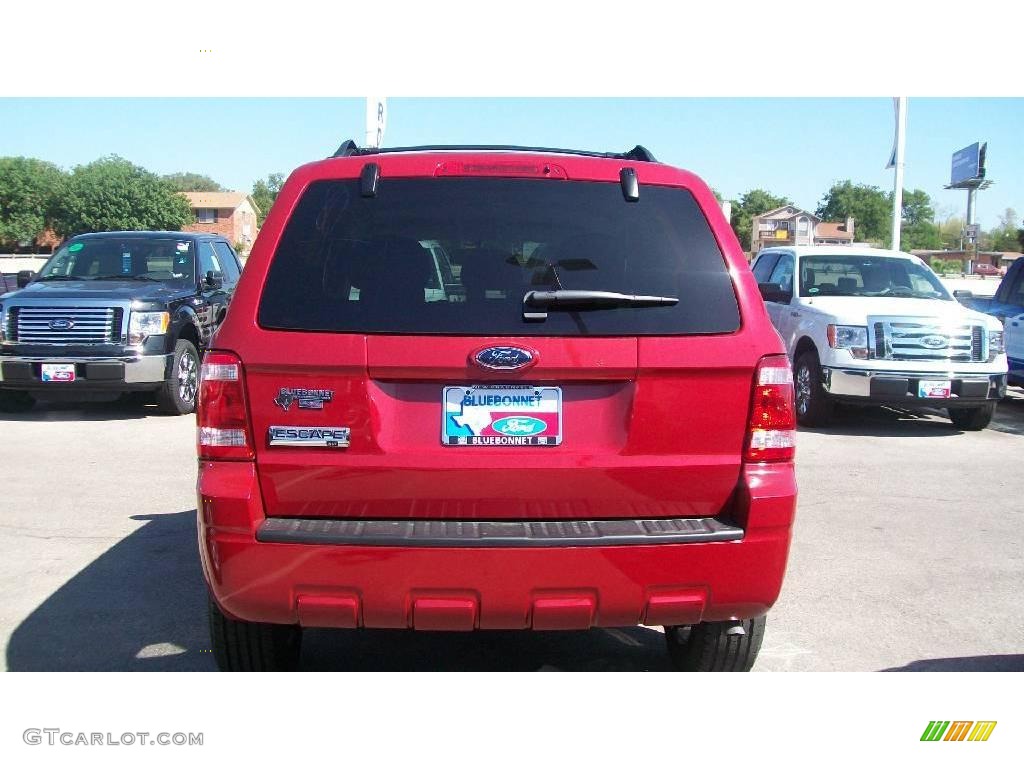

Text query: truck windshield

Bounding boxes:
[799,255,951,300]
[38,238,196,283]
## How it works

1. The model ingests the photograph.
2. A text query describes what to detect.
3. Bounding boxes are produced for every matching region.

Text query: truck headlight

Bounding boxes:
[988,330,1005,356]
[827,324,869,359]
[128,311,169,345]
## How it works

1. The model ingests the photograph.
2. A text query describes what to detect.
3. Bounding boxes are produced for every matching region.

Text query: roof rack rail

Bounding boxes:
[330,141,657,162]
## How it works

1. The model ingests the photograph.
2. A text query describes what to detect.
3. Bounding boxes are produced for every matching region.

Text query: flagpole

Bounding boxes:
[890,97,907,251]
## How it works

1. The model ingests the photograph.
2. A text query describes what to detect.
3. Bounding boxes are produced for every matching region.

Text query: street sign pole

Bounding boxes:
[890,97,907,251]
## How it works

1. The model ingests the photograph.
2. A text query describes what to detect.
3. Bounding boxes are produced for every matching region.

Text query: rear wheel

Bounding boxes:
[156,340,199,415]
[948,403,995,431]
[665,616,766,672]
[208,596,302,671]
[0,390,35,413]
[794,351,832,427]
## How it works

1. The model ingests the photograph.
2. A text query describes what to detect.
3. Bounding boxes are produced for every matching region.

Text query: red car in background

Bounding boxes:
[197,142,798,671]
[973,262,1003,277]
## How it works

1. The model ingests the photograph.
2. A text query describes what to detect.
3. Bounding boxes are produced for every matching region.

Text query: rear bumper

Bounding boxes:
[0,353,171,390]
[822,366,1006,406]
[198,461,796,631]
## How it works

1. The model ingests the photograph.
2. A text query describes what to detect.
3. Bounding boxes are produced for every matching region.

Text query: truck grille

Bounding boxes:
[870,318,984,363]
[10,307,121,344]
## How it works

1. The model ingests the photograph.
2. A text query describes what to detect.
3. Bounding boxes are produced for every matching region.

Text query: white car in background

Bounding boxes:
[752,246,1008,430]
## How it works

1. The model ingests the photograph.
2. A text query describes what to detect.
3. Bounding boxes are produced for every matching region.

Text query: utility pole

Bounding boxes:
[889,97,907,251]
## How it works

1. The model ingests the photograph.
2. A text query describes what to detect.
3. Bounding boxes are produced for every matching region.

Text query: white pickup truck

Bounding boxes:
[752,246,1007,430]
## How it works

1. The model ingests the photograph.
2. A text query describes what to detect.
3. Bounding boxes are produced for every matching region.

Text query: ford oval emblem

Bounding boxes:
[472,346,536,370]
[49,318,74,330]
[491,416,546,436]
[920,334,948,349]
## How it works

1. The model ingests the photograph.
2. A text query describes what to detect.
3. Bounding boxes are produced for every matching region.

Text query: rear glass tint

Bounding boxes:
[258,178,740,336]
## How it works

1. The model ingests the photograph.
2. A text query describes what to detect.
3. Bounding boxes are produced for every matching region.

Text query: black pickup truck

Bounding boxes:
[0,231,241,414]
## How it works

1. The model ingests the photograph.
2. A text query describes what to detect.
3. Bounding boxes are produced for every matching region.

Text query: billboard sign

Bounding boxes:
[951,142,985,186]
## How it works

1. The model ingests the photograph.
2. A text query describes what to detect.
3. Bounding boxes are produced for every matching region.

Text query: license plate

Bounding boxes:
[918,379,951,398]
[41,363,76,383]
[443,385,562,446]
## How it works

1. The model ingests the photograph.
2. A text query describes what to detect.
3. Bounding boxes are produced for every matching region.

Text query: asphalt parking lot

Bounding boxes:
[2,392,1022,672]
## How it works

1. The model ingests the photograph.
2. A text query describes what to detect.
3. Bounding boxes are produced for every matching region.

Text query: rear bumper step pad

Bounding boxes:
[256,516,743,547]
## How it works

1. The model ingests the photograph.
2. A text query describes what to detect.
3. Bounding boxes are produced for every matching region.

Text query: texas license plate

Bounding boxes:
[41,363,76,382]
[443,385,562,446]
[918,379,951,398]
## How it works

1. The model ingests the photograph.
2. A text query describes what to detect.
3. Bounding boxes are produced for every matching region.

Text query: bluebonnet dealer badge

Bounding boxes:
[275,387,333,411]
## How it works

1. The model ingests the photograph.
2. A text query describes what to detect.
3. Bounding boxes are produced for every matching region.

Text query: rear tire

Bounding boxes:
[665,616,766,672]
[948,403,995,431]
[0,389,35,413]
[208,596,302,672]
[156,340,199,415]
[794,351,833,427]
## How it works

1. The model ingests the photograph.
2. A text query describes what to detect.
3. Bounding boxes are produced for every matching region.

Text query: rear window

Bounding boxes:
[258,177,740,335]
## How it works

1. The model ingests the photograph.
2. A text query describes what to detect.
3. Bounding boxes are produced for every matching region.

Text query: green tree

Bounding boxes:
[939,215,965,250]
[894,189,941,251]
[900,220,943,251]
[55,156,193,236]
[729,188,792,251]
[900,189,935,226]
[0,157,66,249]
[162,172,223,192]
[816,180,890,244]
[989,207,1021,252]
[251,173,284,226]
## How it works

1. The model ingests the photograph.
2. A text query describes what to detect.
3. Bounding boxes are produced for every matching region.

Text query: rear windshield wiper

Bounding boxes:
[523,289,678,322]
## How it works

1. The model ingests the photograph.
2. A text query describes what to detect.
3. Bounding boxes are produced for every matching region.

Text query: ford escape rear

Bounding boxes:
[197,142,798,671]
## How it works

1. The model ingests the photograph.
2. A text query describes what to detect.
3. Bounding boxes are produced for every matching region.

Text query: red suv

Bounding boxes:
[197,142,797,671]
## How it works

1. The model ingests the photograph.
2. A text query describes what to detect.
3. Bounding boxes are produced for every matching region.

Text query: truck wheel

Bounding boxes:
[208,596,302,672]
[156,340,199,415]
[948,403,995,431]
[0,390,35,413]
[665,617,766,672]
[794,351,832,427]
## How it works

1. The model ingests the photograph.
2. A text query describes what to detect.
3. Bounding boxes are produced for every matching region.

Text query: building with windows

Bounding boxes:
[181,192,260,253]
[751,205,854,253]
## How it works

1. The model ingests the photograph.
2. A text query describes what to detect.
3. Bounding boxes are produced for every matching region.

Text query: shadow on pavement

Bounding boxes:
[0,393,167,422]
[6,510,214,671]
[301,626,672,672]
[882,655,1024,672]
[990,394,1024,437]
[5,504,673,671]
[799,404,960,438]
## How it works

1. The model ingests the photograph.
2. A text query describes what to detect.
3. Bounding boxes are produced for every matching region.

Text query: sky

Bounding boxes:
[1,98,1021,230]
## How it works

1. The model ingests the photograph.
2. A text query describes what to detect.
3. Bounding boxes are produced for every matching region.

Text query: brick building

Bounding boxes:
[181,192,261,253]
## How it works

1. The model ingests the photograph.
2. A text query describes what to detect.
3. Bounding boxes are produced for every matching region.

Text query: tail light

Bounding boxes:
[745,355,796,463]
[197,351,254,460]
